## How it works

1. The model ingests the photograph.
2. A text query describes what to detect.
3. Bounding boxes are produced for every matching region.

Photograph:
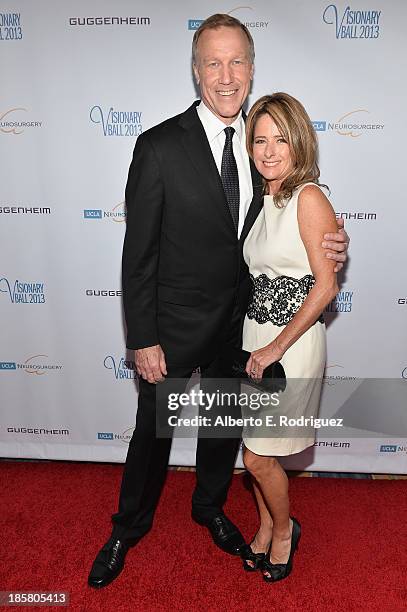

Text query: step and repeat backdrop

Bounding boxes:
[1,0,407,472]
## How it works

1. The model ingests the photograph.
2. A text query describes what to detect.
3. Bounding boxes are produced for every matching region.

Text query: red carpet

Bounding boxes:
[1,462,406,611]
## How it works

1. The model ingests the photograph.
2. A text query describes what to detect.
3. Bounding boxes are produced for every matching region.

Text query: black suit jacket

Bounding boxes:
[122,101,263,365]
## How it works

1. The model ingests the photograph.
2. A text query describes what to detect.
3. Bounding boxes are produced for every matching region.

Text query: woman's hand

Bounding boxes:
[245,341,284,379]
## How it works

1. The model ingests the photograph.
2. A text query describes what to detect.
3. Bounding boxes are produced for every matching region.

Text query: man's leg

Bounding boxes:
[111,385,170,541]
[191,355,244,554]
[88,364,193,587]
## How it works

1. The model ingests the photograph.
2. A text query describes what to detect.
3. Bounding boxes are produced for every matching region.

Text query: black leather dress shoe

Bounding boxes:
[88,537,129,588]
[192,512,246,555]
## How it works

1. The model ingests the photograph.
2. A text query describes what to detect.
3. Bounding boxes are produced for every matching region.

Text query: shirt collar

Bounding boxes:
[197,100,244,144]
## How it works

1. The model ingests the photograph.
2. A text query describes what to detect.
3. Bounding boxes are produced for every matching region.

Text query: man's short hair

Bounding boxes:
[192,13,255,64]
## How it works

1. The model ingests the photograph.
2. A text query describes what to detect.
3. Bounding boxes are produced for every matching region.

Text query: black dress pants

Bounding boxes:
[111,357,242,542]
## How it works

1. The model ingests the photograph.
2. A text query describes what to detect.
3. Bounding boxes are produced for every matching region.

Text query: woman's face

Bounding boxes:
[252,114,293,193]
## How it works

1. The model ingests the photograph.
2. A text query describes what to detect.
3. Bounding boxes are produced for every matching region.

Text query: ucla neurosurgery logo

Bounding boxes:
[313,110,384,138]
[104,355,137,380]
[189,6,269,30]
[379,445,397,453]
[105,201,126,222]
[323,364,356,386]
[0,12,23,40]
[331,110,384,137]
[98,432,114,440]
[84,201,126,222]
[98,427,134,444]
[84,210,102,219]
[188,19,204,30]
[0,362,16,370]
[379,444,407,455]
[0,277,46,304]
[227,6,269,28]
[323,5,382,39]
[0,355,62,375]
[0,108,42,134]
[313,121,327,132]
[90,106,142,137]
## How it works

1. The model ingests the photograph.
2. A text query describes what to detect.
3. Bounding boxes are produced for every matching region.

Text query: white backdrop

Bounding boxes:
[1,0,407,472]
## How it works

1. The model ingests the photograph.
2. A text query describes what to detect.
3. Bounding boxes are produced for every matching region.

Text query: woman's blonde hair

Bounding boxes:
[246,92,323,207]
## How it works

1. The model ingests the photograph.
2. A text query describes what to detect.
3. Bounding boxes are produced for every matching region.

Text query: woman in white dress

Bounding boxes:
[239,93,339,581]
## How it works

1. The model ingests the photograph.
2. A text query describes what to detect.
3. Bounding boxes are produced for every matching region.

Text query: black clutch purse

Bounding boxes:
[219,346,286,393]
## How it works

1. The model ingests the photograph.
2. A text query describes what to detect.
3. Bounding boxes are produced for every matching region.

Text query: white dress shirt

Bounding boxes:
[196,101,253,238]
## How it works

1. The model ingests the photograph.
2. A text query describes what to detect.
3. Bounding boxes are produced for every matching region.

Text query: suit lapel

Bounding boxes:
[179,102,236,235]
[239,160,264,245]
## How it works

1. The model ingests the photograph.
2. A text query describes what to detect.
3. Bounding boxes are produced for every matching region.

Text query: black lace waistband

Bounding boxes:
[247,273,325,326]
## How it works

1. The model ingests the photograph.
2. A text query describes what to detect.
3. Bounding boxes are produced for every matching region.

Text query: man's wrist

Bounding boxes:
[126,335,160,351]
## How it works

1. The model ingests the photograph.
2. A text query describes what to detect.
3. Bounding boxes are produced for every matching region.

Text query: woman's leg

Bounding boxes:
[250,478,273,549]
[243,447,293,566]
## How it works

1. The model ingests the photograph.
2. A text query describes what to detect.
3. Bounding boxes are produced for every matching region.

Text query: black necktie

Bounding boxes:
[221,127,240,231]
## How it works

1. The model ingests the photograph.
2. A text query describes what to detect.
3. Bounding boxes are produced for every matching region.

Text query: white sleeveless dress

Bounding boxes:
[242,183,327,456]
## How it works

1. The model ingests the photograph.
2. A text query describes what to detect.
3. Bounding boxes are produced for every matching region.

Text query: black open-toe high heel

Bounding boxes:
[240,536,269,572]
[262,517,301,582]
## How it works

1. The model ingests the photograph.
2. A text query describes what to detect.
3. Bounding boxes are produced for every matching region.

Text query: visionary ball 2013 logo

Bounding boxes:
[0,12,23,40]
[0,277,46,304]
[325,290,354,313]
[323,5,382,39]
[90,106,142,137]
[104,355,137,380]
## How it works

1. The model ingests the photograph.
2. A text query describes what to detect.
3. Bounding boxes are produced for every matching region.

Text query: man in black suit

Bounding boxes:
[88,14,348,588]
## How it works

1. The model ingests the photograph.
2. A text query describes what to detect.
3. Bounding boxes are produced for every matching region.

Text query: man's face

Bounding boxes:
[193,26,254,125]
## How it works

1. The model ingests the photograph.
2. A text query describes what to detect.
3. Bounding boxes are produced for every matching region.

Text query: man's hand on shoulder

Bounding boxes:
[322,217,350,273]
[135,345,167,384]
